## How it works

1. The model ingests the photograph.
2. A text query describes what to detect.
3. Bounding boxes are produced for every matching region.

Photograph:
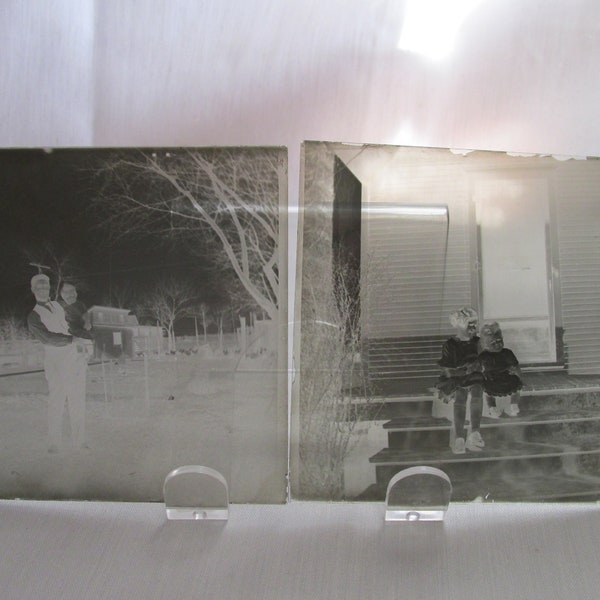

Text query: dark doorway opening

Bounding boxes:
[332,156,362,341]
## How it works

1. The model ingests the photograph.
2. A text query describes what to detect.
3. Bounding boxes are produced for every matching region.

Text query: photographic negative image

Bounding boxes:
[0,146,287,503]
[293,141,600,502]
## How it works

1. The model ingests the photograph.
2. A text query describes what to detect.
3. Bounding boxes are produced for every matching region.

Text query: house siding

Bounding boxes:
[361,152,474,387]
[362,153,600,383]
[555,160,600,374]
[300,145,600,390]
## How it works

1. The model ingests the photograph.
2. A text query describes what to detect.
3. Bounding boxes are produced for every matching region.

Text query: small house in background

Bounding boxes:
[87,306,140,359]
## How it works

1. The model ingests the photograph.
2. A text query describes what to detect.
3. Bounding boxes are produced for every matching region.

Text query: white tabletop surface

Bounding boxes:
[1,499,599,600]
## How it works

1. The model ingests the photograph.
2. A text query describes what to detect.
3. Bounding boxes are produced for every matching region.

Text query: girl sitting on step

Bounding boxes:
[479,321,522,418]
[436,307,485,455]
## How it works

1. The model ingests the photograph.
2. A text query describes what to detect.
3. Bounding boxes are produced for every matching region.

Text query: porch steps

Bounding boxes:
[382,409,600,432]
[339,395,434,421]
[360,383,600,502]
[370,436,600,499]
[357,472,600,503]
[344,380,600,421]
[370,438,600,467]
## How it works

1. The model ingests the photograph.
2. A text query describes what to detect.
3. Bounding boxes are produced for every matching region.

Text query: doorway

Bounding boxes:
[473,176,557,364]
[332,156,362,338]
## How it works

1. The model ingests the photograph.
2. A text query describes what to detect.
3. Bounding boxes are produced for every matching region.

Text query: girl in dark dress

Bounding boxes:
[479,322,522,418]
[436,307,485,454]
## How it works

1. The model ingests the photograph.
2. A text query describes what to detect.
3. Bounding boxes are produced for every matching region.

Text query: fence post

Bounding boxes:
[240,316,247,355]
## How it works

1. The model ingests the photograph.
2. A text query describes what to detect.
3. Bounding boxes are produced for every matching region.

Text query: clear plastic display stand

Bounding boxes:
[163,466,229,521]
[385,466,452,522]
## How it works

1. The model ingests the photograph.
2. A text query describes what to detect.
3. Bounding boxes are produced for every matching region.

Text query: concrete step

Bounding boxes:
[338,397,434,421]
[356,473,600,503]
[383,408,600,432]
[367,372,600,400]
[360,375,600,502]
[371,434,600,490]
[370,438,600,468]
[384,409,600,449]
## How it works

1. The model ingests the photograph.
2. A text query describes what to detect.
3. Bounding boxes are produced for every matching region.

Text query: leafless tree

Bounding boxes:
[297,142,377,500]
[23,243,86,300]
[136,278,197,353]
[102,280,138,310]
[185,301,213,346]
[299,259,373,500]
[93,148,284,322]
[0,313,30,341]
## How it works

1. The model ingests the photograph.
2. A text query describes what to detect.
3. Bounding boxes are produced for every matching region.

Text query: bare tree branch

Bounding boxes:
[92,148,283,321]
[22,243,87,300]
[135,277,198,352]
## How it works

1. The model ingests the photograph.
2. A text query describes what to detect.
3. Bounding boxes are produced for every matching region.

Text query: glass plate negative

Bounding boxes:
[292,140,600,503]
[0,146,288,504]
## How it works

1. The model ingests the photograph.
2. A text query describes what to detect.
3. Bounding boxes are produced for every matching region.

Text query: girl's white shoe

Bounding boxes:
[505,404,520,417]
[487,407,502,419]
[466,431,484,451]
[452,437,466,454]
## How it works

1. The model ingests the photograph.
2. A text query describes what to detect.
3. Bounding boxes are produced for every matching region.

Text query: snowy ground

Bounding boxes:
[0,336,286,503]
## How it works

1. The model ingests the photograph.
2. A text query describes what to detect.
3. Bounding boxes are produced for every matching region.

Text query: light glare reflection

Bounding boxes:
[364,205,448,217]
[398,0,484,61]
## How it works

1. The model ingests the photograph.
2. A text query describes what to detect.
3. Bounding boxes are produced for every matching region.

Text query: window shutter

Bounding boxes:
[556,171,600,374]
